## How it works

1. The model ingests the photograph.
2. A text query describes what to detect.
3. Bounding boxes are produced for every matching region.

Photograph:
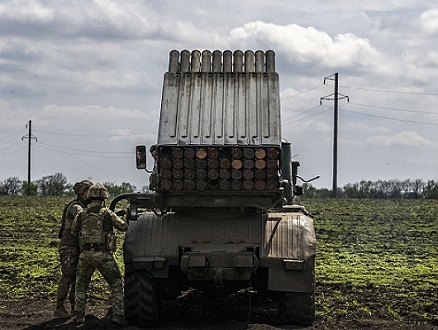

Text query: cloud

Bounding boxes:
[0,0,159,40]
[420,9,438,34]
[0,0,53,23]
[0,1,436,189]
[229,21,381,69]
[108,129,154,142]
[0,99,36,127]
[284,119,331,133]
[366,131,431,147]
[344,120,392,134]
[40,105,149,120]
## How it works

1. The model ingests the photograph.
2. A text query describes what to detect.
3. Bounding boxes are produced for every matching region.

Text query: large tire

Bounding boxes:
[279,289,315,325]
[124,268,161,327]
[278,259,316,325]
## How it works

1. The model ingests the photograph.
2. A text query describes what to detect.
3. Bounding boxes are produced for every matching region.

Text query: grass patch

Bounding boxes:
[301,198,438,325]
[0,196,125,302]
[0,196,436,325]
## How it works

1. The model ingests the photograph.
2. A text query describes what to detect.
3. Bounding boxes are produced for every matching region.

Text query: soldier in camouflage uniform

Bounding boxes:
[71,183,128,326]
[54,179,93,318]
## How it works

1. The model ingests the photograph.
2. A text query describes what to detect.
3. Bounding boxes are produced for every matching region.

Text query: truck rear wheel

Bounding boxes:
[278,288,315,325]
[124,268,161,326]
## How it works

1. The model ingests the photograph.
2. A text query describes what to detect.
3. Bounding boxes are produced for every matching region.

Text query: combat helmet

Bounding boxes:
[87,183,109,200]
[73,180,93,195]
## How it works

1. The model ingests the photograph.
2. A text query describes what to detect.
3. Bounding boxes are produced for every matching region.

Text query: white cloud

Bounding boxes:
[0,0,160,40]
[77,0,158,39]
[344,121,391,134]
[420,9,438,34]
[366,131,431,147]
[229,21,381,69]
[0,99,36,127]
[284,119,331,133]
[108,129,153,142]
[0,0,53,23]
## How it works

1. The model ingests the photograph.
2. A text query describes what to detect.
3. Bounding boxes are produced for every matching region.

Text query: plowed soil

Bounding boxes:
[1,293,436,330]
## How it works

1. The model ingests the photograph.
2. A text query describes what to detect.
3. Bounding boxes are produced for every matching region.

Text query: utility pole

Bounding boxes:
[21,120,37,196]
[320,73,348,198]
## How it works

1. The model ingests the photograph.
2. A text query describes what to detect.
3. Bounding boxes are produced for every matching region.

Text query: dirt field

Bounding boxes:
[1,295,437,330]
[1,197,437,330]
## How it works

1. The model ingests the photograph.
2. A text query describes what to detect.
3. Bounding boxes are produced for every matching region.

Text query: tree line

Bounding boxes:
[1,174,437,199]
[0,173,144,197]
[303,178,438,199]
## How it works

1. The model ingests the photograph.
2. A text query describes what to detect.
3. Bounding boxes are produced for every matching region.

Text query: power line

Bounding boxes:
[37,141,131,154]
[33,129,114,137]
[349,102,438,115]
[21,120,37,195]
[0,146,27,159]
[34,143,131,159]
[341,108,438,126]
[33,128,145,138]
[0,141,23,153]
[320,73,349,198]
[282,83,438,126]
[283,102,438,126]
[0,128,27,143]
[282,105,323,123]
[340,85,438,96]
[282,107,332,126]
[282,84,325,100]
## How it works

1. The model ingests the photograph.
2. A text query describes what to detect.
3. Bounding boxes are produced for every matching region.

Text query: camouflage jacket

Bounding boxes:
[71,201,128,249]
[59,197,88,247]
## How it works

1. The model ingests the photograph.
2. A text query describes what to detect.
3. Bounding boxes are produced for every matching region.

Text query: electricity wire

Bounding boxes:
[282,84,325,100]
[283,106,332,126]
[340,85,438,96]
[0,129,27,143]
[349,102,438,115]
[37,141,131,154]
[34,143,131,159]
[282,101,438,126]
[33,128,146,138]
[0,141,23,152]
[340,108,438,126]
[282,105,323,123]
[0,146,27,159]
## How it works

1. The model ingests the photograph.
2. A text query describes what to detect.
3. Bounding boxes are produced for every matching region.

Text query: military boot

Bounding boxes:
[111,314,128,327]
[74,312,85,324]
[53,306,73,318]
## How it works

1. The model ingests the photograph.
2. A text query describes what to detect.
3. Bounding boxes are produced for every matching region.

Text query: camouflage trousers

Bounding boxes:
[75,250,124,315]
[56,244,79,309]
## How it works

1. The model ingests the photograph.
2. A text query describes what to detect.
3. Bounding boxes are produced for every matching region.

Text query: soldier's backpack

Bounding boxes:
[80,207,107,246]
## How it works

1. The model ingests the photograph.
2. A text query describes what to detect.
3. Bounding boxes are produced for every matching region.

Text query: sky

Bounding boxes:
[1,0,438,191]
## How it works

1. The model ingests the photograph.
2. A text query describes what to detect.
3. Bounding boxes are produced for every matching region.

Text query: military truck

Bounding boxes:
[110,49,317,326]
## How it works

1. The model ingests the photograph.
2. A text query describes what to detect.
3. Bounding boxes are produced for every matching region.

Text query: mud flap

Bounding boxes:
[268,267,314,292]
[268,256,315,292]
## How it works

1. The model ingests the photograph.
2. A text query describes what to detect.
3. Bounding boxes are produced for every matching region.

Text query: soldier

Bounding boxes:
[71,183,128,326]
[54,179,93,318]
